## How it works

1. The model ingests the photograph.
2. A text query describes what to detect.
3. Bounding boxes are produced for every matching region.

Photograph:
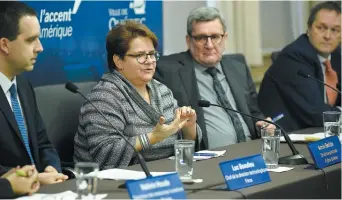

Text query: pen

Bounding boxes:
[194,153,218,157]
[262,113,284,128]
[304,136,321,142]
[272,113,284,123]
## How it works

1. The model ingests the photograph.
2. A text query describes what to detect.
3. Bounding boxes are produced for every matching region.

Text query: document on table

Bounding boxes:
[280,132,325,143]
[267,166,294,173]
[96,168,174,180]
[16,191,107,200]
[168,150,226,161]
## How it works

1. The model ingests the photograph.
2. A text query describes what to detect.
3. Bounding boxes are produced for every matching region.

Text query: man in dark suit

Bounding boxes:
[258,1,341,132]
[155,7,271,150]
[0,1,68,185]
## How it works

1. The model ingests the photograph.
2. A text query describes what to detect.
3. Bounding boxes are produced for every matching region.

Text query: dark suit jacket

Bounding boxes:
[0,178,14,198]
[154,51,264,149]
[258,34,341,132]
[0,75,61,175]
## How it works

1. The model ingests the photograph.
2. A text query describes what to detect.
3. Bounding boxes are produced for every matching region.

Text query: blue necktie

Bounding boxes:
[9,84,35,164]
[206,68,246,143]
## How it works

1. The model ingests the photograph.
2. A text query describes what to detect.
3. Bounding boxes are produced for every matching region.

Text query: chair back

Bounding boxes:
[34,81,97,168]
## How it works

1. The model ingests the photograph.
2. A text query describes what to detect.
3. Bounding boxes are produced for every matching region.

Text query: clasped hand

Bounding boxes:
[2,165,39,196]
[38,165,68,185]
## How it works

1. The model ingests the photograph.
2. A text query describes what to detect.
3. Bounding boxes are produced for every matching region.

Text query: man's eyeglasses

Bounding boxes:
[190,34,225,45]
[122,51,160,64]
[313,25,341,36]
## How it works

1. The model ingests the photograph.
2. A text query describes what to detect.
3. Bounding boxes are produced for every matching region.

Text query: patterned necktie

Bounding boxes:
[324,60,338,106]
[9,84,34,164]
[206,68,246,143]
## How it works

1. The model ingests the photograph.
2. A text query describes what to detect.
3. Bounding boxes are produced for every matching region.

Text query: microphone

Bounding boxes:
[198,100,308,165]
[297,70,341,94]
[65,82,152,178]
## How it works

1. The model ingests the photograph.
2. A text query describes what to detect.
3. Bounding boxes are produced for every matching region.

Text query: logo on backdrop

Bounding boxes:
[129,0,146,15]
[108,1,146,30]
[39,8,74,40]
[24,0,162,87]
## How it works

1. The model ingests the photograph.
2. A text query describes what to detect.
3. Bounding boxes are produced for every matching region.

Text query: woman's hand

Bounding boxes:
[150,109,189,143]
[178,106,197,128]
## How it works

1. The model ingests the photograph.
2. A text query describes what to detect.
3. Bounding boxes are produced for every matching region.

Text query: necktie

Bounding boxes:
[206,68,246,143]
[9,84,34,164]
[324,60,338,106]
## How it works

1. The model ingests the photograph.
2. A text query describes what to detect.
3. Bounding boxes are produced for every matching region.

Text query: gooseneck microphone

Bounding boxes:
[65,82,152,177]
[198,100,308,165]
[297,70,341,94]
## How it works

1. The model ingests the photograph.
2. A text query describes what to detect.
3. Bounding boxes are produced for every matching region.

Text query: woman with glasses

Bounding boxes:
[74,20,202,169]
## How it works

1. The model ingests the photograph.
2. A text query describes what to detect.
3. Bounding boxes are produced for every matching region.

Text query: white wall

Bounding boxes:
[162,1,309,55]
[260,1,294,53]
[162,1,206,55]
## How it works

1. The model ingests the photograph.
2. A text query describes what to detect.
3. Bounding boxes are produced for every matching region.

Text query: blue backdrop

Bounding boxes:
[23,0,163,87]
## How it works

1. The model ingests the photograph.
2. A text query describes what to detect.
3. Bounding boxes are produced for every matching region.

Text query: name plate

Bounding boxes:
[307,135,341,169]
[126,173,187,199]
[219,154,271,190]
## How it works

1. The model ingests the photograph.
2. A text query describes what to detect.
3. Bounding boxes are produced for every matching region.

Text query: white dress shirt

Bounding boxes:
[0,72,26,120]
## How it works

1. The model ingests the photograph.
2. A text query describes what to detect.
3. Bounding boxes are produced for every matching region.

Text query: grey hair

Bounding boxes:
[187,6,226,36]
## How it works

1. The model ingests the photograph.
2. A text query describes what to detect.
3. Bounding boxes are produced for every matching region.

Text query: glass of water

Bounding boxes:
[75,162,99,199]
[174,140,194,180]
[323,111,341,141]
[261,128,281,169]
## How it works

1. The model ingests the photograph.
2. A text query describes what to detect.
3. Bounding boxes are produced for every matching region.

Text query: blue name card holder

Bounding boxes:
[126,173,187,199]
[307,135,341,169]
[219,154,271,190]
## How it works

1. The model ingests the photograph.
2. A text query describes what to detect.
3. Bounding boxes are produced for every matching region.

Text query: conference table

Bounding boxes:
[39,127,341,199]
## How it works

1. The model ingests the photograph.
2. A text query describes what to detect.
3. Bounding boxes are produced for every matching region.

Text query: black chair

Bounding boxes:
[271,51,280,63]
[34,81,97,170]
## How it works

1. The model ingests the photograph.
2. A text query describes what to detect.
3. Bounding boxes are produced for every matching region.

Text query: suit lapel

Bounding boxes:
[313,57,325,96]
[178,57,194,103]
[178,52,208,149]
[0,85,22,140]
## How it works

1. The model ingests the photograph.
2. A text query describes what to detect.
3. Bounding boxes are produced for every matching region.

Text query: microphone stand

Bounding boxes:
[199,100,308,165]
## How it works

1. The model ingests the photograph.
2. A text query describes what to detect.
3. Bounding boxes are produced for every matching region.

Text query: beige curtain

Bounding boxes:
[216,0,263,67]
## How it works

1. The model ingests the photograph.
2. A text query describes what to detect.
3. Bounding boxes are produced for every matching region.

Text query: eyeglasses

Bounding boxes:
[190,34,225,45]
[121,51,160,64]
[313,25,341,36]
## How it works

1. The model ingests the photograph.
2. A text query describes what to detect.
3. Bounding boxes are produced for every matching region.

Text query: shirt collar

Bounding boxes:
[317,54,331,64]
[193,60,223,74]
[0,72,17,95]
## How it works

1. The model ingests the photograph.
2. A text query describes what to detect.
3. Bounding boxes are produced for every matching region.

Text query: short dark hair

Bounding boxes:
[0,1,37,41]
[307,1,341,28]
[106,20,158,72]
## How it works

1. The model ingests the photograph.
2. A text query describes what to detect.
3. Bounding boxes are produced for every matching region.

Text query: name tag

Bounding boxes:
[307,135,341,169]
[126,173,187,199]
[219,154,271,190]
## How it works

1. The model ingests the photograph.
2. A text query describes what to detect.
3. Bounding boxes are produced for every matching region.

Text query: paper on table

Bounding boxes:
[96,168,174,180]
[280,132,325,143]
[168,150,226,161]
[267,166,294,173]
[16,191,107,200]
